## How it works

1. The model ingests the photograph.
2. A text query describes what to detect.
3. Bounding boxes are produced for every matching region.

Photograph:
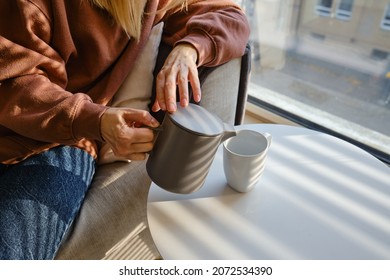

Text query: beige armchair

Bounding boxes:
[55,43,251,260]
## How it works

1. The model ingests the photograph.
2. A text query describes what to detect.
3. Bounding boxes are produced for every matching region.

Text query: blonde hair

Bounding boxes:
[89,0,189,41]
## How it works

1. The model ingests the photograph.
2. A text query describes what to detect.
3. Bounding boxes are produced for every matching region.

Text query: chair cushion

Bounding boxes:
[55,160,160,259]
[98,23,164,165]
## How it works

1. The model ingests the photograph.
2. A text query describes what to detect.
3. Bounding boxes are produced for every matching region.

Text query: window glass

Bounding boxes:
[381,3,390,30]
[316,0,333,16]
[337,0,354,20]
[241,0,390,163]
[339,0,354,11]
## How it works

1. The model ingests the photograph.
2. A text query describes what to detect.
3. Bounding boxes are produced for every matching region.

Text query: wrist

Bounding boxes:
[175,43,198,64]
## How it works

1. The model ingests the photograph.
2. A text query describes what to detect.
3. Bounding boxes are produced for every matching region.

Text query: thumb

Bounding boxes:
[122,109,160,128]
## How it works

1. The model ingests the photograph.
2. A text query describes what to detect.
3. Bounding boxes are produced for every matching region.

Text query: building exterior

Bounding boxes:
[295,0,390,75]
[250,0,390,75]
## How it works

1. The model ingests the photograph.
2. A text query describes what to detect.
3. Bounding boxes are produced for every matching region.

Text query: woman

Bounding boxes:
[0,0,249,259]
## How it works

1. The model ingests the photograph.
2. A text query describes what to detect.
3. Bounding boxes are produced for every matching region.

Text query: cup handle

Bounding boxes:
[262,132,272,148]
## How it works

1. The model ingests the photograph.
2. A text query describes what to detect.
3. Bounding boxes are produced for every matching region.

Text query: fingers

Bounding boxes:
[153,64,200,113]
[152,44,200,113]
[188,66,201,103]
[153,68,177,112]
[100,108,160,161]
[115,135,155,161]
[109,126,155,161]
[122,109,160,128]
[177,66,191,108]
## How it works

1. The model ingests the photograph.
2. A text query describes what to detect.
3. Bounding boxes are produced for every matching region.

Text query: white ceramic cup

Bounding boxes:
[223,130,272,192]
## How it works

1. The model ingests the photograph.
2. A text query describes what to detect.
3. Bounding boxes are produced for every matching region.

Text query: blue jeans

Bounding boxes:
[0,146,95,260]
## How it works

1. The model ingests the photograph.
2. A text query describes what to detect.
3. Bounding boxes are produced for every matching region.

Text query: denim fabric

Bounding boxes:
[0,146,95,260]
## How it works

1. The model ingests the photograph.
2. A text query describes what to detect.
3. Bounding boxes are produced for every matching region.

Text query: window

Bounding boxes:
[381,3,390,30]
[336,0,354,20]
[241,0,390,164]
[316,0,333,17]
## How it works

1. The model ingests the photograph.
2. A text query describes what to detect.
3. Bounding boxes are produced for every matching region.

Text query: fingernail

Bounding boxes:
[181,98,188,107]
[168,102,176,112]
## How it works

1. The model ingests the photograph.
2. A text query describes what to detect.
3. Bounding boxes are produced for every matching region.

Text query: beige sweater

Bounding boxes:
[0,0,249,164]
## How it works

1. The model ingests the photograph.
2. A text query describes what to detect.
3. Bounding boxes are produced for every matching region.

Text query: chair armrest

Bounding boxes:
[149,42,251,125]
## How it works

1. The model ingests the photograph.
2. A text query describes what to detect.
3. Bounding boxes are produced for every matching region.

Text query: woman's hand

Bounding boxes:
[100,108,160,161]
[152,43,201,113]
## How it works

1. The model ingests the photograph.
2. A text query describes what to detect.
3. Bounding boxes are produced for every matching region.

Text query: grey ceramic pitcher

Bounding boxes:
[146,103,236,194]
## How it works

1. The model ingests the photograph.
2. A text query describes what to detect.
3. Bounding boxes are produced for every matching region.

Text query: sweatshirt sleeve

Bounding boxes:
[0,1,106,145]
[158,0,250,66]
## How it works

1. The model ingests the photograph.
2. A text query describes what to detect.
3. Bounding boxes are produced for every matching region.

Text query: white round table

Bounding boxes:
[147,124,390,259]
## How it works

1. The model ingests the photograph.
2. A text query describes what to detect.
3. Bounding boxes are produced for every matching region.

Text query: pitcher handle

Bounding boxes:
[221,123,237,142]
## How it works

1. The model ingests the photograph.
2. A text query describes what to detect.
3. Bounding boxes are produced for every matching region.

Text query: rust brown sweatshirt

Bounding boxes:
[0,0,250,164]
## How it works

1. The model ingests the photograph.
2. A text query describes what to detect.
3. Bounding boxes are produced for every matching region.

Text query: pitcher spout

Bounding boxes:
[221,123,236,142]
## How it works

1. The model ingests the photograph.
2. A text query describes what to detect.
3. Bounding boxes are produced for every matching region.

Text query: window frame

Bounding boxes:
[315,0,333,17]
[336,0,354,20]
[381,3,390,30]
